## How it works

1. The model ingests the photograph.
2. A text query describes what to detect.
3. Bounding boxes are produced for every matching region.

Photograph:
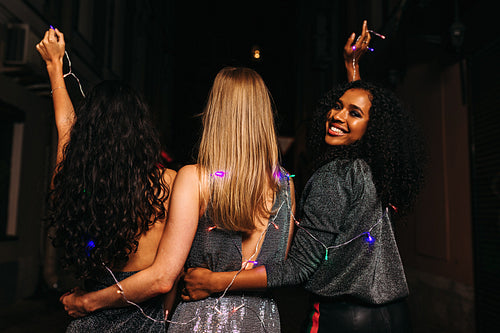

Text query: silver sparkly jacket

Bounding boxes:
[265,159,409,305]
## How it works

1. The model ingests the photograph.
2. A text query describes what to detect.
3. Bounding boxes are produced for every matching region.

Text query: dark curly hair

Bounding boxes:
[46,80,169,279]
[308,80,426,216]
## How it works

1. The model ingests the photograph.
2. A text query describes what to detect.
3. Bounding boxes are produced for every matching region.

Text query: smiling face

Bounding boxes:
[324,88,371,146]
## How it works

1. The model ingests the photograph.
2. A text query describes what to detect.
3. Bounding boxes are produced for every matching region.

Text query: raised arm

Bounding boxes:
[36,28,75,167]
[344,20,371,82]
[60,165,201,317]
[181,178,296,301]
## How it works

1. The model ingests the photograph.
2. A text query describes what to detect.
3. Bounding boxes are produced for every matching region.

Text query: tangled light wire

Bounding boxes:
[102,191,287,331]
[101,172,389,331]
[63,39,390,326]
[63,51,86,98]
[351,29,386,81]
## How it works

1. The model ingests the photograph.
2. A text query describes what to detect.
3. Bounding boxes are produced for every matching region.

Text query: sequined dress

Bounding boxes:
[167,175,292,333]
[66,271,165,332]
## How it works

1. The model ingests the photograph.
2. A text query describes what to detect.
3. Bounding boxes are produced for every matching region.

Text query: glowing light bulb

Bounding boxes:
[161,150,173,162]
[365,232,375,244]
[85,239,95,257]
[251,45,262,60]
[368,30,386,39]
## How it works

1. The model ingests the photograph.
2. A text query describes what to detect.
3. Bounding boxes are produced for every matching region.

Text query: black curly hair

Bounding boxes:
[308,80,426,216]
[46,80,169,279]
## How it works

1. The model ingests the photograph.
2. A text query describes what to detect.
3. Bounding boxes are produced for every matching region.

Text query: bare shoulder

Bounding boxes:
[162,168,177,187]
[178,164,198,174]
[169,164,203,216]
[176,164,200,182]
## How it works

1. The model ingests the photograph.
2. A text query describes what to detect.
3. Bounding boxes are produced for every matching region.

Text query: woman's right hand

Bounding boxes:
[60,287,91,318]
[181,267,217,301]
[36,27,65,68]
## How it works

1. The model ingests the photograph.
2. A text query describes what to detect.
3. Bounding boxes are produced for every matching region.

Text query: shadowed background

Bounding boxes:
[0,1,497,332]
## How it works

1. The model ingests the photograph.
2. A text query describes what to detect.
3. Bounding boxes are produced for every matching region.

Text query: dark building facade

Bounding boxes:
[0,1,497,332]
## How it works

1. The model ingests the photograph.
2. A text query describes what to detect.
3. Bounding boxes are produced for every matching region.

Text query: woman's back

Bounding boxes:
[187,165,293,271]
[48,80,174,279]
[66,167,176,333]
[122,168,177,272]
[168,166,293,332]
[167,67,294,332]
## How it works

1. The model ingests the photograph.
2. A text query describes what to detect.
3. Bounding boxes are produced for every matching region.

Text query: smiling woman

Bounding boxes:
[324,88,371,146]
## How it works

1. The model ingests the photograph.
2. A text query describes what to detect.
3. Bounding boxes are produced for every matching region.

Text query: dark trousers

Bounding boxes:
[303,298,412,333]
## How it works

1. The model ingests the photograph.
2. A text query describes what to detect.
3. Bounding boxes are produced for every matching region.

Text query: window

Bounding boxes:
[0,104,24,240]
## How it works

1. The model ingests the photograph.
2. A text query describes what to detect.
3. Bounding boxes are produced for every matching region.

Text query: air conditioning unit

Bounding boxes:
[3,23,43,73]
[1,23,49,95]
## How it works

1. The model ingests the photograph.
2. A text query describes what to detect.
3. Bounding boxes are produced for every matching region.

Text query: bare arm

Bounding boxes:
[163,274,180,317]
[61,165,201,317]
[181,177,296,301]
[181,265,268,302]
[36,28,75,167]
[344,20,371,82]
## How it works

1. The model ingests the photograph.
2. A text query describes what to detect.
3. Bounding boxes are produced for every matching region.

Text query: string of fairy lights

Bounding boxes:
[351,29,386,81]
[101,172,390,331]
[54,26,388,330]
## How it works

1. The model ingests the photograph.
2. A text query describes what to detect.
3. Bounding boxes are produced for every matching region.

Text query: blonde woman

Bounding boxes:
[61,67,296,332]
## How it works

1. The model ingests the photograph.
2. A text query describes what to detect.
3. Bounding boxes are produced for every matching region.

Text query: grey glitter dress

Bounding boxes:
[66,271,165,332]
[167,174,292,333]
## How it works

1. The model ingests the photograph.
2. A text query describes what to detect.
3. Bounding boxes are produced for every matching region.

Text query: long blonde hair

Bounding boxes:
[197,67,281,232]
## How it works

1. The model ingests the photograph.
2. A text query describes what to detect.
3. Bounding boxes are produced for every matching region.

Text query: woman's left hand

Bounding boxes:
[181,267,216,301]
[344,20,372,81]
[60,287,90,318]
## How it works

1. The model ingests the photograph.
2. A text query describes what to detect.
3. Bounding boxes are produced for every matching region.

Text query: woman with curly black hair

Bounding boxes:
[308,79,425,217]
[180,42,426,333]
[37,28,176,332]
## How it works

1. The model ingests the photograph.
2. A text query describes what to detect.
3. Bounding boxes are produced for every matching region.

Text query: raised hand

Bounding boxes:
[36,27,65,68]
[344,20,372,81]
[36,27,74,168]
